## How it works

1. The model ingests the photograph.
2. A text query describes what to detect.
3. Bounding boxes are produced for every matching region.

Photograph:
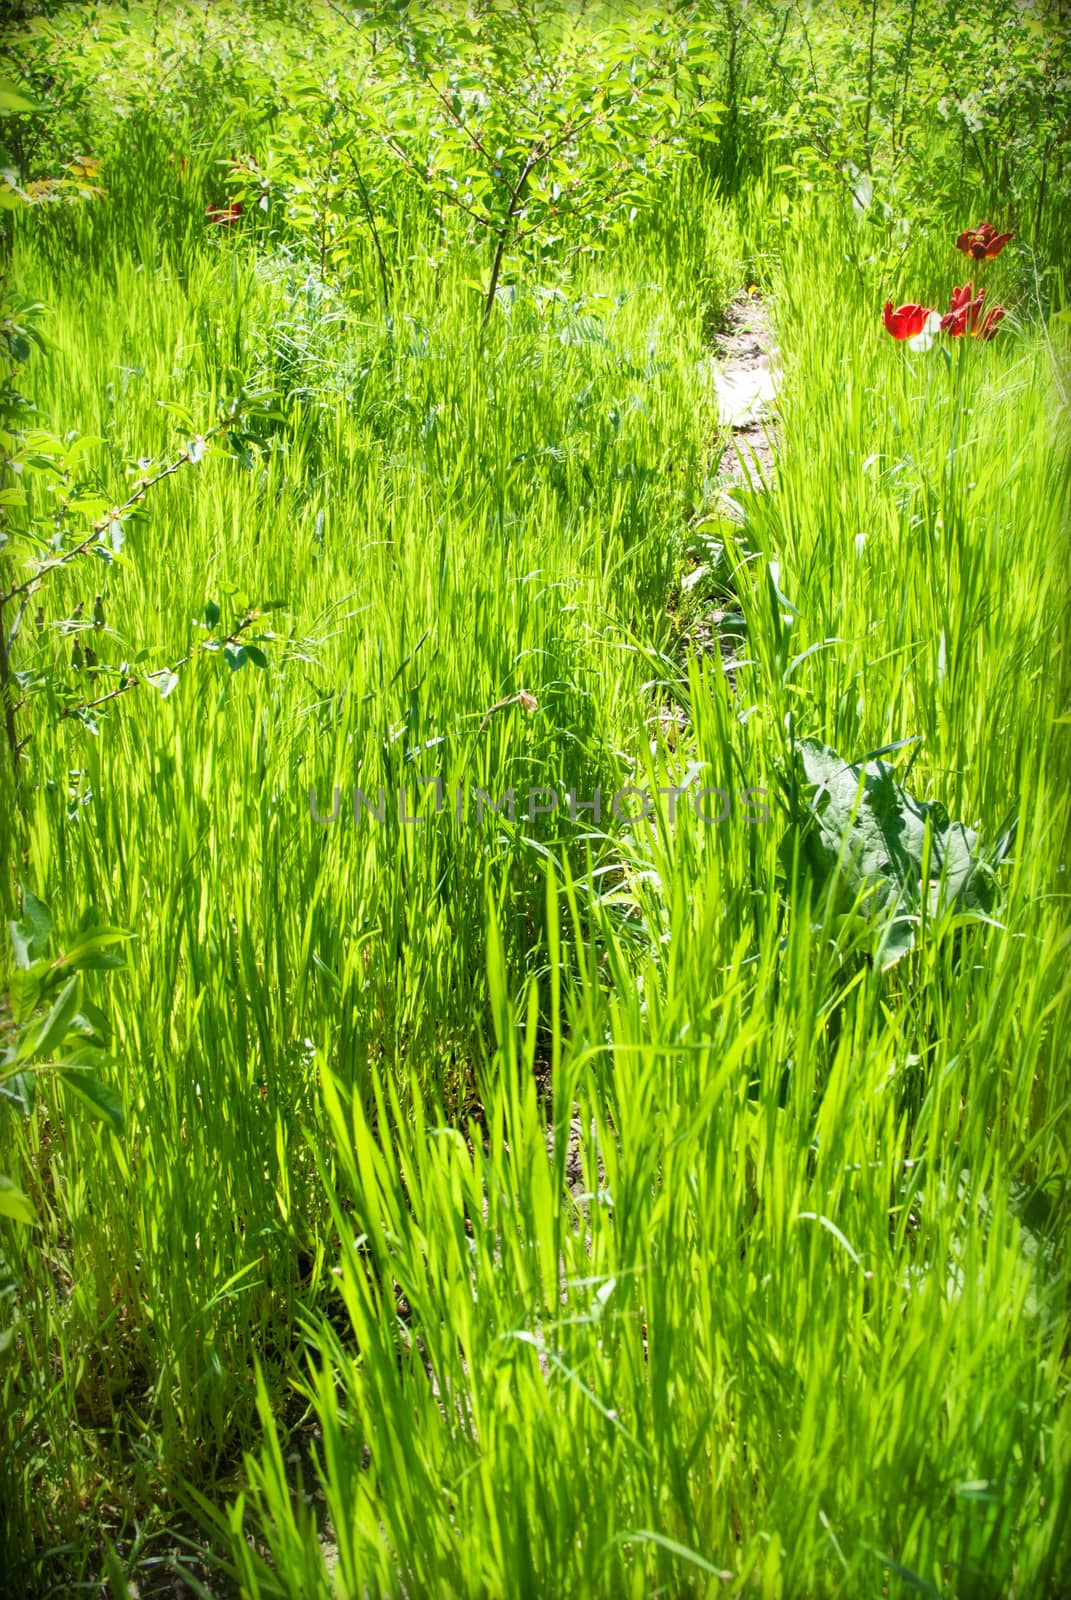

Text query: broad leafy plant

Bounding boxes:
[779,737,1009,967]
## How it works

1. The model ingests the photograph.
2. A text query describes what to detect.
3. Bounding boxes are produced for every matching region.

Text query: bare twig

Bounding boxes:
[345,151,392,316]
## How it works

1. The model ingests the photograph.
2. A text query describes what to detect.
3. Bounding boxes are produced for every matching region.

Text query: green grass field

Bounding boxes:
[1,2,1069,1595]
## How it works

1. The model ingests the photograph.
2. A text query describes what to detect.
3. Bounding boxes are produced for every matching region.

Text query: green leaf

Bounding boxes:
[61,927,131,971]
[0,82,40,116]
[68,1000,111,1047]
[57,1060,124,1134]
[67,494,111,518]
[864,1546,944,1599]
[9,891,50,968]
[0,1071,35,1116]
[156,400,198,431]
[0,1176,34,1226]
[16,973,81,1064]
[601,1530,732,1582]
[8,960,51,1023]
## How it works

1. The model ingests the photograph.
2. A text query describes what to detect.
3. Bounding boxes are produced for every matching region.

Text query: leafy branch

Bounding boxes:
[0,305,280,775]
[1,892,127,1247]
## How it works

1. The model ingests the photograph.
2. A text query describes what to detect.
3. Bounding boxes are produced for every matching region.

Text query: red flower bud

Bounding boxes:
[955,222,1013,260]
[883,301,936,340]
[940,283,985,337]
[206,200,242,225]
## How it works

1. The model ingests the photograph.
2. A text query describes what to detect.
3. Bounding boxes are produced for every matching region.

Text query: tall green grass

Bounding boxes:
[211,201,1070,1597]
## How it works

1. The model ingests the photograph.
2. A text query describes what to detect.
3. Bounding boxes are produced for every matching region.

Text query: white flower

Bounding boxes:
[908,310,943,351]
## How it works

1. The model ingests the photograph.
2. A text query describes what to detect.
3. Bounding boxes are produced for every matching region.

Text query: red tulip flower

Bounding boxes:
[206,200,242,225]
[883,301,937,340]
[941,282,986,337]
[956,222,1013,260]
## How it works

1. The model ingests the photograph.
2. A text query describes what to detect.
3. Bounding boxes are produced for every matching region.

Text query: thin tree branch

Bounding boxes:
[0,418,234,608]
